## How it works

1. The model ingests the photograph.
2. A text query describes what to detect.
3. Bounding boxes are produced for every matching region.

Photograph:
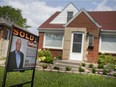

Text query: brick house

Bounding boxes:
[38,3,116,63]
[0,17,12,58]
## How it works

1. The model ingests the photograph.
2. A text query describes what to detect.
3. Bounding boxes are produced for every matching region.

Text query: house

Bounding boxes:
[38,3,116,63]
[0,17,12,58]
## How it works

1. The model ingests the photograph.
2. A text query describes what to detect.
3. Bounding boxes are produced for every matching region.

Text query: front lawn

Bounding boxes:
[0,67,116,87]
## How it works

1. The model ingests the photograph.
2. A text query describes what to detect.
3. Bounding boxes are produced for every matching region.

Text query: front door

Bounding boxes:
[70,32,84,61]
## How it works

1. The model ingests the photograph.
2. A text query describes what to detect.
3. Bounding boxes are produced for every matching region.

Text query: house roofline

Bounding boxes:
[64,8,101,28]
[101,29,116,32]
[39,29,64,33]
[38,27,64,30]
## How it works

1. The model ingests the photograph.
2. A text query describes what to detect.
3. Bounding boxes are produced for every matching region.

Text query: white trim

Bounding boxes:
[101,29,116,32]
[43,32,64,50]
[39,29,64,33]
[69,32,84,61]
[38,28,64,30]
[64,8,101,28]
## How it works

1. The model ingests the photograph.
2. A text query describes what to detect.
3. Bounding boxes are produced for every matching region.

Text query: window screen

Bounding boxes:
[72,34,82,53]
[44,33,63,48]
[101,35,116,52]
[67,12,73,22]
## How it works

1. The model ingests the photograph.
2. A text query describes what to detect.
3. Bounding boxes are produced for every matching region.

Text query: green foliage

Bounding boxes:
[0,5,29,28]
[89,64,93,68]
[98,54,116,65]
[65,66,71,71]
[92,67,96,73]
[104,63,115,72]
[41,64,48,69]
[81,63,86,67]
[44,57,53,64]
[53,66,60,70]
[112,73,116,77]
[98,54,105,64]
[98,64,104,69]
[38,49,52,57]
[79,67,85,72]
[38,49,53,63]
[0,67,116,87]
[103,69,109,75]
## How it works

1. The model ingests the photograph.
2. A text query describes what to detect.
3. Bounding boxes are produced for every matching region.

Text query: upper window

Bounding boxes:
[100,34,116,53]
[67,12,73,22]
[44,33,63,49]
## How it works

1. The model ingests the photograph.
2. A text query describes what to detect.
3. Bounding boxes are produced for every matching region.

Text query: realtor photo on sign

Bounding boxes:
[7,35,38,72]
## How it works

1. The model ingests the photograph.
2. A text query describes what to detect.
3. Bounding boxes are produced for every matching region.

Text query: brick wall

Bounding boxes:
[67,12,100,63]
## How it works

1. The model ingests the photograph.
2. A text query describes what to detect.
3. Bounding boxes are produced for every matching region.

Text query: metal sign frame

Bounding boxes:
[2,25,39,87]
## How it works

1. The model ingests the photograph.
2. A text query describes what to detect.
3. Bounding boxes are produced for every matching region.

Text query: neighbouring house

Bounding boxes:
[0,17,12,58]
[38,3,116,63]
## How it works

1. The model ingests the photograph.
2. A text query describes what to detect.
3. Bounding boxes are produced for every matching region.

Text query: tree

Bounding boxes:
[0,5,30,28]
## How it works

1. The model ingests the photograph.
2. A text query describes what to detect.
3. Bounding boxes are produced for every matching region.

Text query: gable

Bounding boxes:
[50,3,78,24]
[67,11,100,34]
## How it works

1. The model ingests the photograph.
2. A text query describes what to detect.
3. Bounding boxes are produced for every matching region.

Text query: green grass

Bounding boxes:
[0,66,116,87]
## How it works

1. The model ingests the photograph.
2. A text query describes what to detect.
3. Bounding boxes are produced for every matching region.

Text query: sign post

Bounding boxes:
[2,26,39,87]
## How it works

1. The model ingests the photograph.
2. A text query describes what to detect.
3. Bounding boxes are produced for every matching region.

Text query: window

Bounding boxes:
[44,33,63,49]
[72,34,82,53]
[100,35,116,53]
[67,12,73,22]
[4,29,10,40]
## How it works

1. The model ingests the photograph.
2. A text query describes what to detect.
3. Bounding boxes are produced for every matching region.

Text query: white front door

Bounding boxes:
[69,32,84,61]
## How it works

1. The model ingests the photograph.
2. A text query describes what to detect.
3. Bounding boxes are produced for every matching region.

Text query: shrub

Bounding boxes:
[92,67,96,73]
[43,50,52,58]
[38,49,44,57]
[98,54,116,65]
[38,56,46,62]
[38,49,53,63]
[38,49,52,57]
[79,67,85,72]
[98,64,104,69]
[112,73,116,77]
[104,63,115,72]
[98,54,105,64]
[103,69,108,75]
[65,66,71,71]
[82,63,86,67]
[53,66,60,70]
[44,57,53,64]
[89,64,93,68]
[41,64,48,69]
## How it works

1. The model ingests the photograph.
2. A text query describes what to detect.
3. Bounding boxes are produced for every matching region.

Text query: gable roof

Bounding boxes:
[39,12,64,29]
[39,9,116,31]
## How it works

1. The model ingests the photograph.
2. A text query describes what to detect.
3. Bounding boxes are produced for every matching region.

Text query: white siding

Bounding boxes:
[50,3,78,24]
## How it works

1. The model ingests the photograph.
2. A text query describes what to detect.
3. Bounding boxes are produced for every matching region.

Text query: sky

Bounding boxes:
[0,0,116,35]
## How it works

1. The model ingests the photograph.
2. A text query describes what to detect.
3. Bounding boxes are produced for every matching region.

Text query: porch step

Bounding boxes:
[53,60,82,71]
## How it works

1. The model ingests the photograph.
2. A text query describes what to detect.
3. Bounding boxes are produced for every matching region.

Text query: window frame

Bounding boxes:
[99,34,116,53]
[67,11,73,22]
[43,32,64,49]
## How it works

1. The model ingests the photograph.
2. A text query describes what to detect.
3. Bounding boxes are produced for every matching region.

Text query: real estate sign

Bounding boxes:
[7,26,38,72]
